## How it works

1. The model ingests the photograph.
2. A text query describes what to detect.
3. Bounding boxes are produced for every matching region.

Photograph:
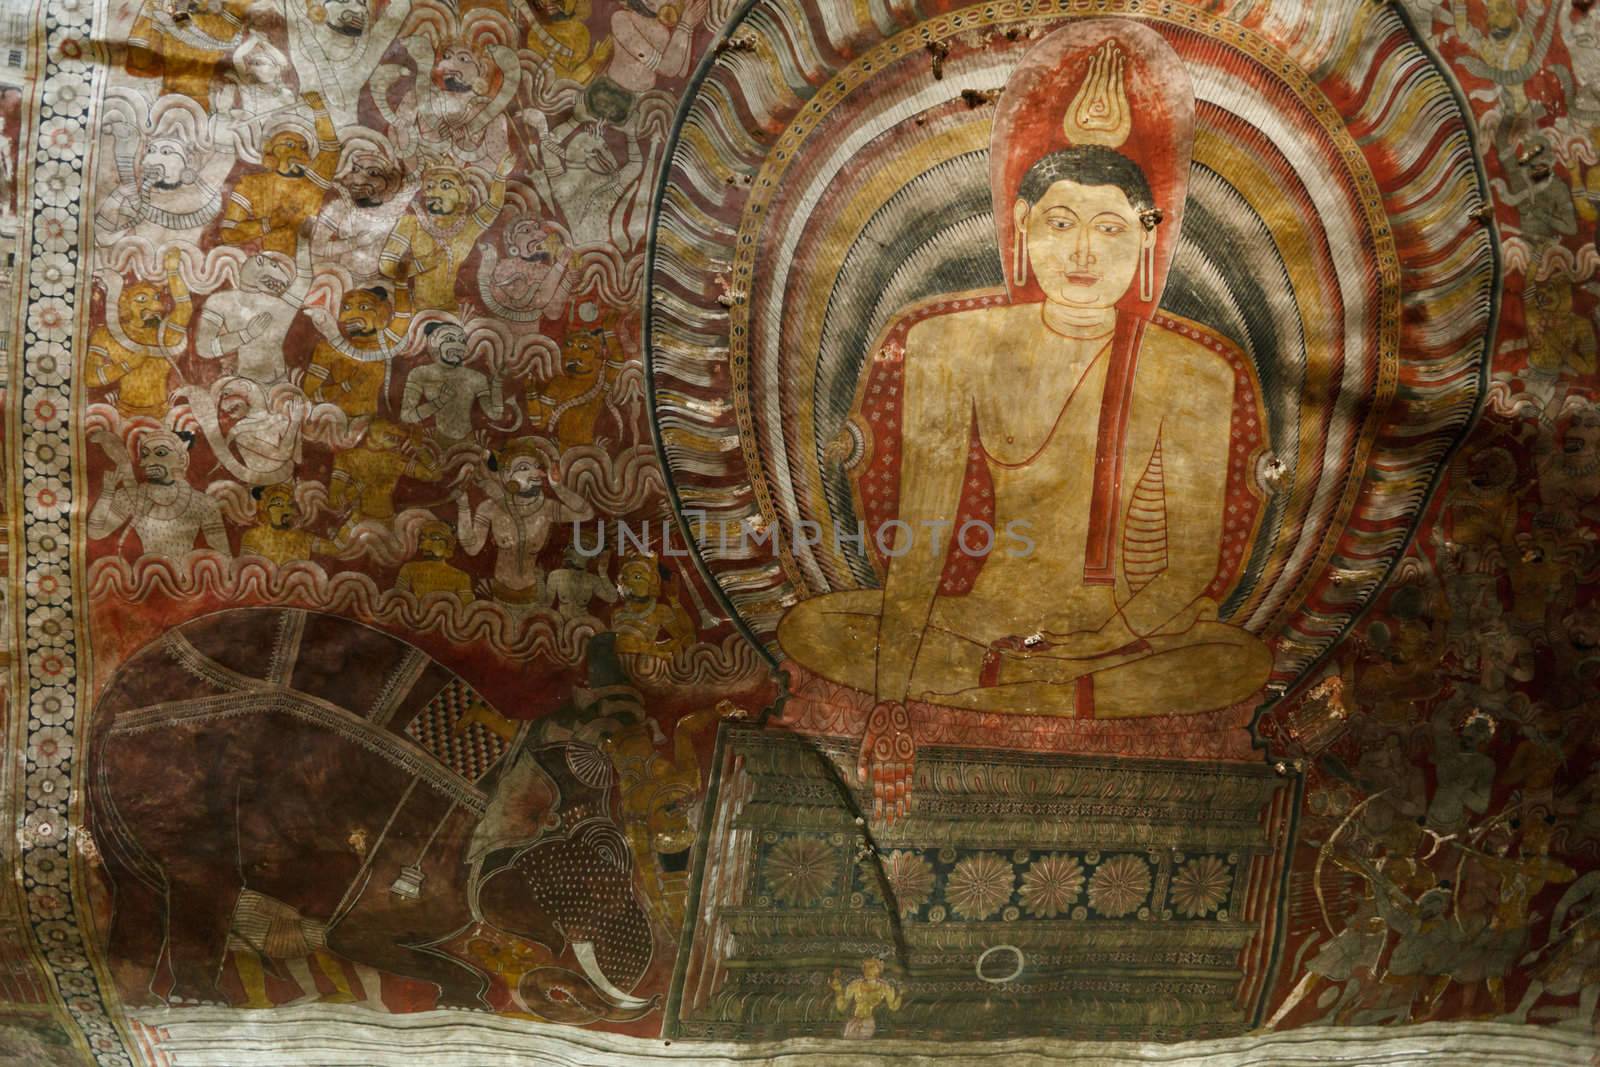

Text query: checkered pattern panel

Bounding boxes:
[403,679,509,783]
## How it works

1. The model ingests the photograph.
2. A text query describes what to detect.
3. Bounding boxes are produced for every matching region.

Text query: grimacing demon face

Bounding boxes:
[118,281,166,339]
[618,558,660,599]
[139,435,189,485]
[502,454,545,495]
[241,252,293,296]
[259,484,299,529]
[422,168,468,216]
[428,324,469,366]
[419,524,456,560]
[434,45,483,94]
[338,288,392,339]
[345,153,402,207]
[141,138,189,188]
[561,330,607,380]
[265,130,312,177]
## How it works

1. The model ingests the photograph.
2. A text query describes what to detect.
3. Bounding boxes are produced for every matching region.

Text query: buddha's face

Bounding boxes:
[1014,180,1153,310]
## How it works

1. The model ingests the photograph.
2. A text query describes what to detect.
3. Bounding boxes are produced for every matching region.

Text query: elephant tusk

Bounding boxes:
[570,941,651,1009]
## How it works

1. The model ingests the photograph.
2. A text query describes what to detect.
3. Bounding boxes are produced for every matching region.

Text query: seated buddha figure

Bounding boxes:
[777,23,1273,781]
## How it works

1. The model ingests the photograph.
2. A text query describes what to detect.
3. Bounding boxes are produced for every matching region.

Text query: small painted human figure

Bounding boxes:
[831,957,902,1039]
[612,555,694,657]
[239,482,315,564]
[219,94,340,257]
[86,250,193,420]
[326,420,443,541]
[526,326,623,449]
[455,439,594,611]
[401,320,504,444]
[88,429,229,560]
[524,0,612,84]
[396,520,476,602]
[304,285,412,418]
[126,0,249,107]
[379,156,514,312]
[546,546,618,620]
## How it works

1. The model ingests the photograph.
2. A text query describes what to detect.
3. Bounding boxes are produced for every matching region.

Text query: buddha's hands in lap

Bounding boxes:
[857,700,915,823]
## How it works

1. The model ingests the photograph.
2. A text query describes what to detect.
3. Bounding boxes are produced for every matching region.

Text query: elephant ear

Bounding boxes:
[466,752,562,868]
[564,743,613,790]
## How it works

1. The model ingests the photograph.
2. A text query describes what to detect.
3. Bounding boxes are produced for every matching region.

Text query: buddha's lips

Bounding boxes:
[1065,272,1099,286]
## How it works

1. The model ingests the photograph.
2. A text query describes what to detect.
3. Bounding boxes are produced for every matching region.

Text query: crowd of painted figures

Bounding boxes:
[79,0,755,677]
[1256,0,1600,1031]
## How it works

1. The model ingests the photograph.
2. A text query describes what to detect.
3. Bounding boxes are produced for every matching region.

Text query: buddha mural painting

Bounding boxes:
[778,22,1273,780]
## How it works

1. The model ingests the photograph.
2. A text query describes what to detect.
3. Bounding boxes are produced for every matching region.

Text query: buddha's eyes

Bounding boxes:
[1096,221,1127,236]
[1047,216,1076,231]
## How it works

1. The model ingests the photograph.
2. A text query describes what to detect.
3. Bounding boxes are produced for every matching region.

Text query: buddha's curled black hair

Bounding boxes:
[1017,145,1156,220]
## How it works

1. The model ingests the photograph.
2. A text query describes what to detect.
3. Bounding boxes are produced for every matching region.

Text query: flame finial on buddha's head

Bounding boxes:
[1063,40,1132,148]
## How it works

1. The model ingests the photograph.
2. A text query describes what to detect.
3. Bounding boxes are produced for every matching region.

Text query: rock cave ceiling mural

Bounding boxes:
[0,0,1598,1062]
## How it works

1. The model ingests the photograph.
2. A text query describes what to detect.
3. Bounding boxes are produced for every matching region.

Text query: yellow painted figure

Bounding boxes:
[525,327,622,449]
[396,520,475,602]
[126,0,249,107]
[831,957,902,1039]
[219,94,339,256]
[525,0,613,84]
[380,156,514,312]
[86,250,192,419]
[613,555,694,657]
[602,705,725,933]
[326,421,442,542]
[239,483,314,564]
[304,285,412,417]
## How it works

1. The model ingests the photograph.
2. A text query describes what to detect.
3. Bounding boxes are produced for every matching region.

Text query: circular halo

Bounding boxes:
[646,0,1498,695]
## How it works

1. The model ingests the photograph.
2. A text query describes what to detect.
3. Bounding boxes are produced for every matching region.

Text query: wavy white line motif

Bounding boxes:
[646,0,1496,694]
[83,555,763,686]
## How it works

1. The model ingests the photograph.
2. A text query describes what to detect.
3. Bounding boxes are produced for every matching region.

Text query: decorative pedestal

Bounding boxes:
[668,725,1297,1042]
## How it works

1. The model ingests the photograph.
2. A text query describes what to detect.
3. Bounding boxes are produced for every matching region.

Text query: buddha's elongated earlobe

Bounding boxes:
[1139,234,1155,302]
[1013,227,1028,286]
[1138,210,1162,303]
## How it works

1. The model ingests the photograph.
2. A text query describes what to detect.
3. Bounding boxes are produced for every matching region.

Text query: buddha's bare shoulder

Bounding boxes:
[897,292,1036,367]
[1142,313,1242,396]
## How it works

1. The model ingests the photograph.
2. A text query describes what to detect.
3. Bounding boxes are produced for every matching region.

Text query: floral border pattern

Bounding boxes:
[17,0,134,1059]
